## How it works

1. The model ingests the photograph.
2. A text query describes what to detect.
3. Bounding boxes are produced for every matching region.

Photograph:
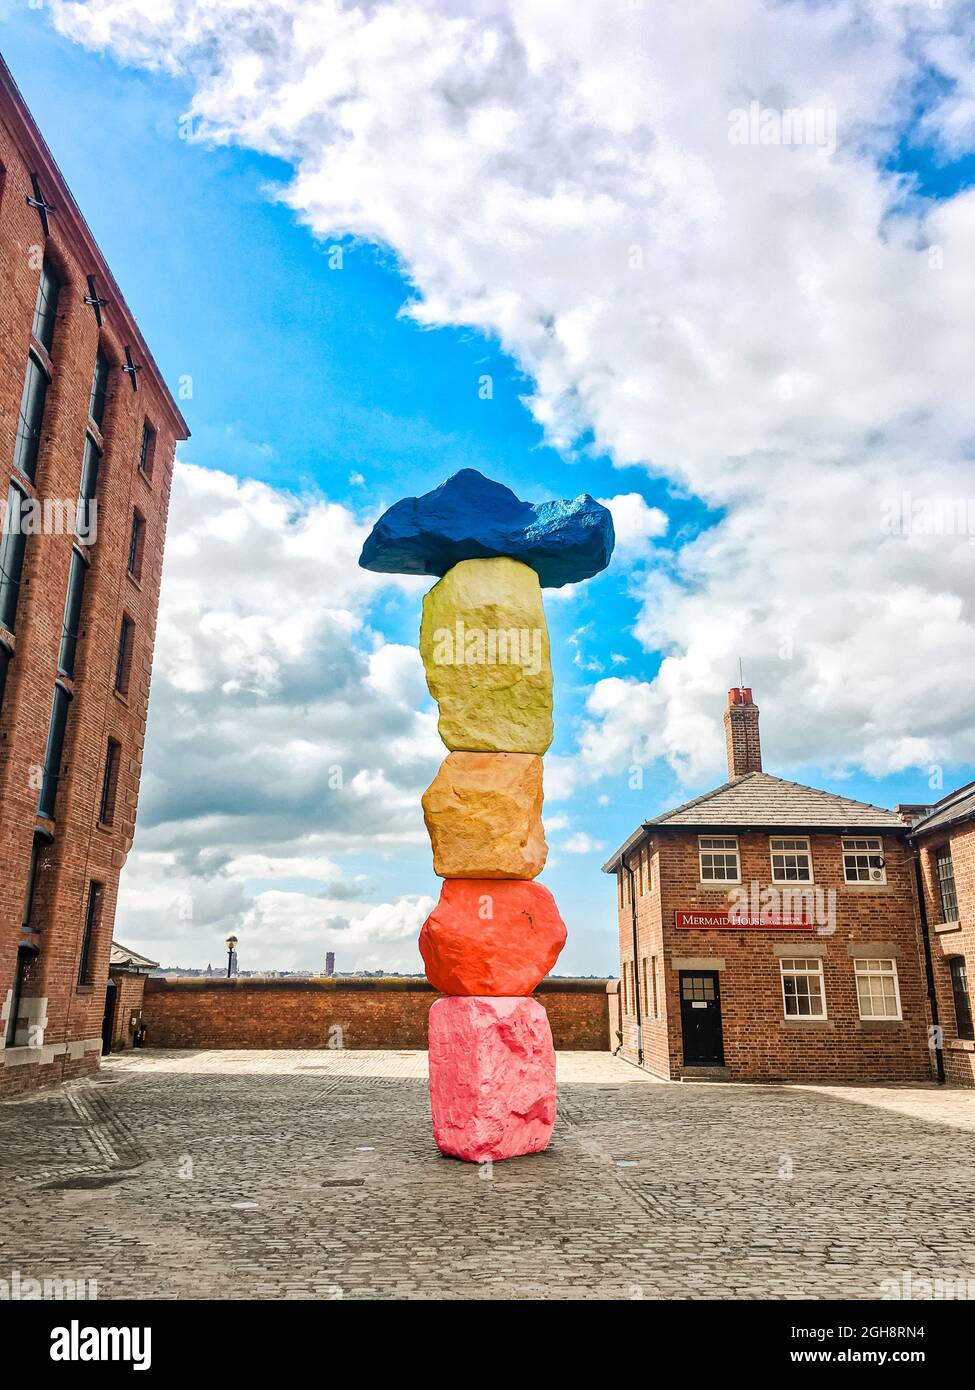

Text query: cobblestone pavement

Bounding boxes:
[1,1050,974,1300]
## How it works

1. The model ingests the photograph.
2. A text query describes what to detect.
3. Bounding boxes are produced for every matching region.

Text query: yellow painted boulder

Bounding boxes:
[422,752,547,879]
[420,558,553,753]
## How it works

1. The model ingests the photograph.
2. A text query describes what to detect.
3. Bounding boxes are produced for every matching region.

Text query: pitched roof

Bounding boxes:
[910,779,975,835]
[110,942,159,972]
[602,771,905,872]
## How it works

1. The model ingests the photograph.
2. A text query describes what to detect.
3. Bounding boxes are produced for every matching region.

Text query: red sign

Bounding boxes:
[675,910,816,930]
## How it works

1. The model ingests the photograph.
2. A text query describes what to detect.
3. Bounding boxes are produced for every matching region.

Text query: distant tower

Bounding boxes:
[325,951,335,977]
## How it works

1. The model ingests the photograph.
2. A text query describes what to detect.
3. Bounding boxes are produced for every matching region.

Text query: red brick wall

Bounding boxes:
[916,822,975,1087]
[616,829,934,1082]
[142,978,610,1051]
[0,72,187,1095]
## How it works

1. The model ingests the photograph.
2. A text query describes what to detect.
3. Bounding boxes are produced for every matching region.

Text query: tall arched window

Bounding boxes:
[31,258,61,353]
[38,682,72,820]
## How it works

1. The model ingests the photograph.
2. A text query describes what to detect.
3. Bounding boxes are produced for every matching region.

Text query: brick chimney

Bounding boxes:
[724,687,762,778]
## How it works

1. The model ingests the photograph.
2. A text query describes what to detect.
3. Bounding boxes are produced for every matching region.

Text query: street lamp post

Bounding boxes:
[225,934,238,979]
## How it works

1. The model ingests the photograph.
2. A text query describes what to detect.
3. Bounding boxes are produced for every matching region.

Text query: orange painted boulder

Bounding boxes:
[419,878,566,996]
[428,996,556,1162]
[422,752,547,879]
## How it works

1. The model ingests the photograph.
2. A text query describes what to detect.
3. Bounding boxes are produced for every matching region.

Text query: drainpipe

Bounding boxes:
[626,858,644,1068]
[912,845,945,1086]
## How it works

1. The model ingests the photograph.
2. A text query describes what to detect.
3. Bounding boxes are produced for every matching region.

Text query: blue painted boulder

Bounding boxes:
[358,469,615,589]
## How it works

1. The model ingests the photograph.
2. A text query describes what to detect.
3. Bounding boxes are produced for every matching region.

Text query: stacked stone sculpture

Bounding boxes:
[359,470,614,1163]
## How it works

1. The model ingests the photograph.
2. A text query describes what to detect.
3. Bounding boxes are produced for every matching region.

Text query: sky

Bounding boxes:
[3,0,974,975]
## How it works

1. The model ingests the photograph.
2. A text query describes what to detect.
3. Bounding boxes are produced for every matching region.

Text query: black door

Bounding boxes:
[679,971,724,1065]
[101,979,117,1055]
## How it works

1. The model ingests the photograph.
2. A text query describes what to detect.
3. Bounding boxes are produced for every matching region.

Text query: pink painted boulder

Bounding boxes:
[428,996,556,1162]
[419,878,566,996]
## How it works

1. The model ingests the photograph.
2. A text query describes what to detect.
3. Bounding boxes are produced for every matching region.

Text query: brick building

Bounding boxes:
[104,941,158,1054]
[604,689,936,1083]
[905,785,975,1088]
[0,57,188,1094]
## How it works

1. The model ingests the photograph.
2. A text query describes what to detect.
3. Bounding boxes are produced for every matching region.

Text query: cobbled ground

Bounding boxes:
[1,1050,973,1300]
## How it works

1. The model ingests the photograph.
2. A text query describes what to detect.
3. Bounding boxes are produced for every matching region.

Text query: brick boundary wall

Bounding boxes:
[142,977,611,1051]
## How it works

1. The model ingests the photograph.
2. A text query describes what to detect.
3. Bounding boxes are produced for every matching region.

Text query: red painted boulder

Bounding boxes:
[428,996,556,1162]
[419,878,566,996]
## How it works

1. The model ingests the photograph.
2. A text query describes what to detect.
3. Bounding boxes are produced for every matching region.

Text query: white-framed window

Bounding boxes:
[651,955,660,1019]
[699,835,740,883]
[854,958,902,1020]
[780,957,827,1018]
[770,836,813,883]
[843,837,886,885]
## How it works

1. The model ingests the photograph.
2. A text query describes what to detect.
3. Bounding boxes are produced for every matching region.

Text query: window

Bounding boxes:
[58,548,88,678]
[77,432,101,519]
[0,639,10,717]
[935,845,958,923]
[138,421,156,479]
[78,881,103,986]
[5,946,38,1047]
[682,974,716,1002]
[0,483,29,633]
[31,259,60,354]
[854,958,902,1021]
[98,739,121,827]
[114,615,134,695]
[843,837,886,884]
[770,836,812,882]
[89,348,109,429]
[127,511,145,580]
[13,351,50,483]
[780,957,827,1018]
[21,829,52,932]
[699,836,740,882]
[949,959,974,1042]
[651,955,660,1019]
[617,870,623,910]
[38,682,72,819]
[641,957,649,1015]
[622,960,636,1015]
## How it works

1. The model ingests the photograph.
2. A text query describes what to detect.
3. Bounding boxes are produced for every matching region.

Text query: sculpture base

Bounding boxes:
[428,995,556,1163]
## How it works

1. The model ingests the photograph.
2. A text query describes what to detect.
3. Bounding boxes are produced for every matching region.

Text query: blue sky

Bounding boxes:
[6,2,974,973]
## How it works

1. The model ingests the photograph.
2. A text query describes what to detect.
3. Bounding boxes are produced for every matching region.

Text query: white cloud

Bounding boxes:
[119,846,434,972]
[52,0,975,792]
[598,494,668,556]
[115,462,439,967]
[561,832,607,855]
